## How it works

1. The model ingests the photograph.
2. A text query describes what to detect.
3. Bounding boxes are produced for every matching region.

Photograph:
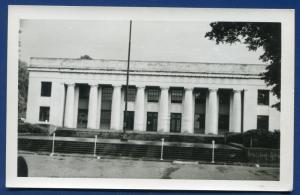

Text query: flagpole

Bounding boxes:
[121,20,132,141]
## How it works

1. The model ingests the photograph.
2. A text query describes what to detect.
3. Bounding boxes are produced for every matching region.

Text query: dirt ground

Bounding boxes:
[19,152,279,180]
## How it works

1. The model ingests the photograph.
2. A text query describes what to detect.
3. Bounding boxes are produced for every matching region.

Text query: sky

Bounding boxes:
[20,20,265,65]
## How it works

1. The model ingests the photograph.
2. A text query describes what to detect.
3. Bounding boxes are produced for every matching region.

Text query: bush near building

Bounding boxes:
[226,129,280,149]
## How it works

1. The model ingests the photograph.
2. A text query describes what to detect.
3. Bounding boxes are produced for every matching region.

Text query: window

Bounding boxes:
[218,114,229,133]
[39,106,50,122]
[194,91,206,104]
[77,109,88,128]
[41,82,52,97]
[219,91,230,105]
[123,111,134,130]
[102,87,113,101]
[171,89,183,103]
[257,115,269,131]
[147,112,158,132]
[194,113,205,134]
[124,87,136,102]
[100,87,113,129]
[258,90,269,105]
[170,113,181,133]
[147,88,160,102]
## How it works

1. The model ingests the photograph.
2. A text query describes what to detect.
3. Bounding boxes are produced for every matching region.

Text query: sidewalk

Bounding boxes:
[19,153,279,180]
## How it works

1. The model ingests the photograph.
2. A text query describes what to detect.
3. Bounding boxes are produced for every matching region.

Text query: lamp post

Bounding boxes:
[121,20,132,142]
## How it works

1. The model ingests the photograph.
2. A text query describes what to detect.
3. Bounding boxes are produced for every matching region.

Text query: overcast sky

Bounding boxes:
[20,20,264,65]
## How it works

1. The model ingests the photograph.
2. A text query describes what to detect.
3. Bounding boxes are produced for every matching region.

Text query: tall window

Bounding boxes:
[257,115,269,131]
[41,82,52,97]
[194,90,206,104]
[100,87,113,129]
[171,89,183,103]
[219,90,230,105]
[39,106,50,122]
[170,113,181,133]
[147,88,160,102]
[124,87,136,102]
[258,90,269,105]
[218,114,229,133]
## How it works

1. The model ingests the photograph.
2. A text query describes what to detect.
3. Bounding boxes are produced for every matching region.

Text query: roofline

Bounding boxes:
[29,57,268,66]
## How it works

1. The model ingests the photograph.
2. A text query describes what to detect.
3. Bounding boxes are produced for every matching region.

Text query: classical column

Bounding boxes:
[87,83,98,129]
[158,86,169,133]
[232,89,242,133]
[64,83,75,128]
[206,87,218,134]
[134,85,145,131]
[110,84,122,130]
[182,87,194,133]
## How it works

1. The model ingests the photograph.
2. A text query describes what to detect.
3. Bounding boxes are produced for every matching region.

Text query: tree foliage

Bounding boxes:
[205,22,281,110]
[18,60,29,118]
[80,55,93,60]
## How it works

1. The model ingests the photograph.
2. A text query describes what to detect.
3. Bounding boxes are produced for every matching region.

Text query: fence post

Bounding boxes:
[93,135,98,157]
[211,140,215,164]
[160,138,164,160]
[50,133,55,156]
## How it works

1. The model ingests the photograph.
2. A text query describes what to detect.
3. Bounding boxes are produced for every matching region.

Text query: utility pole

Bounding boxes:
[121,20,132,142]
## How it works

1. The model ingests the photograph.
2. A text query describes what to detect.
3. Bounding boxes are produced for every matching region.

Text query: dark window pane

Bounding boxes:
[146,112,158,132]
[147,88,160,102]
[219,91,230,105]
[124,87,136,102]
[39,106,50,122]
[258,90,269,105]
[102,87,113,101]
[170,113,181,133]
[257,115,269,131]
[194,91,206,104]
[218,114,229,133]
[100,110,111,129]
[79,85,89,99]
[123,111,134,130]
[41,82,52,97]
[194,113,205,134]
[171,89,183,103]
[77,109,88,128]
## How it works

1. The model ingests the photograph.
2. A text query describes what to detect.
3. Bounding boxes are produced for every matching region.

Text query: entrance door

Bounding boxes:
[170,113,181,133]
[123,111,134,130]
[77,109,88,128]
[146,112,158,132]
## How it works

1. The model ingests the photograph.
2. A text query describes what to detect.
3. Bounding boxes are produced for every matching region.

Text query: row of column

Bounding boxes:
[63,83,242,134]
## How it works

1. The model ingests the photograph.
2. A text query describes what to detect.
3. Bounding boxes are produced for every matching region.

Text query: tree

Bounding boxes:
[79,55,93,60]
[205,22,281,110]
[18,60,29,118]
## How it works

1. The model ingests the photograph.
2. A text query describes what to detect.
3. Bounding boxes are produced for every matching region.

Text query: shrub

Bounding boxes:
[18,123,50,135]
[227,129,280,149]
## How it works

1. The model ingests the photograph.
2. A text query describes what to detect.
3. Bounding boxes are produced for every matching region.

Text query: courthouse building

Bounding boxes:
[25,57,280,135]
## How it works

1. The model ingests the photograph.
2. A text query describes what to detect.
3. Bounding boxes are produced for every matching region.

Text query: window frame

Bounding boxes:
[39,106,50,122]
[257,90,270,106]
[147,88,160,102]
[171,88,183,103]
[40,82,52,97]
[257,115,269,131]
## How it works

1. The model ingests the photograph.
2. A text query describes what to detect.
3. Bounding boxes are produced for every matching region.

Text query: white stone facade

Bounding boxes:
[25,57,280,134]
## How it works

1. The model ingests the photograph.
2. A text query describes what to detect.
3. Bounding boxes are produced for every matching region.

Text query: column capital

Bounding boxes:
[208,87,218,92]
[88,82,99,87]
[160,85,169,90]
[233,88,243,92]
[136,84,146,89]
[65,82,75,87]
[185,86,194,91]
[112,84,122,88]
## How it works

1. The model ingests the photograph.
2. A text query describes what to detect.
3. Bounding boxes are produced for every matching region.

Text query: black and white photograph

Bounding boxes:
[6,6,294,191]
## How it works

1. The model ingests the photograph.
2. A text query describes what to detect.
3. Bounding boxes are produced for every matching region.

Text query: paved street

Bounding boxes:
[19,152,279,180]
